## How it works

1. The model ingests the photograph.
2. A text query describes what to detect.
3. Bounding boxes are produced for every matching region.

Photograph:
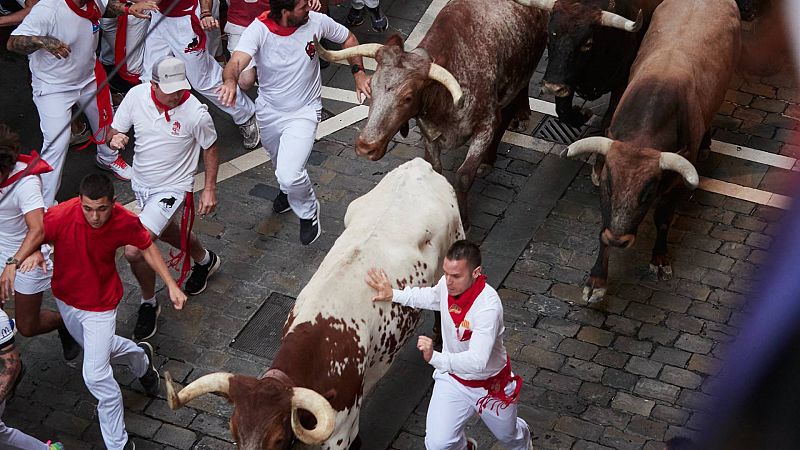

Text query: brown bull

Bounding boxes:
[563,0,741,302]
[315,0,548,227]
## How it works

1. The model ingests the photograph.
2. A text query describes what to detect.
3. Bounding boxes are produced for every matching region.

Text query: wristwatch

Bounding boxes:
[351,64,364,75]
[4,257,19,267]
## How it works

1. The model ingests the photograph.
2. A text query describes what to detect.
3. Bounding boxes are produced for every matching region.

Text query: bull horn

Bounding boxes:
[599,8,643,32]
[314,36,383,62]
[291,387,336,444]
[165,371,233,410]
[659,152,699,189]
[511,0,556,10]
[565,136,614,158]
[428,63,465,107]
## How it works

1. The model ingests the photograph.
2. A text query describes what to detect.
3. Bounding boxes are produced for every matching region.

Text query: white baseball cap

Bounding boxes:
[152,56,191,94]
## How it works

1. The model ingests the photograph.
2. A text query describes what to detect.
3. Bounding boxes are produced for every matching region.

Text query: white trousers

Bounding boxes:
[99,16,149,75]
[425,371,531,450]
[258,103,320,219]
[33,82,119,207]
[0,400,48,450]
[224,22,255,71]
[142,11,255,125]
[56,300,149,450]
[204,0,222,58]
[351,0,380,8]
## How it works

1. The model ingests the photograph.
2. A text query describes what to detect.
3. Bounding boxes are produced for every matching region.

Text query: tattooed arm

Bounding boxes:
[0,344,21,403]
[6,35,70,57]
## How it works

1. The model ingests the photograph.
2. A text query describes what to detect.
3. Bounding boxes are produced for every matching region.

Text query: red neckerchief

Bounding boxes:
[150,87,191,122]
[63,0,101,23]
[447,274,486,342]
[115,11,141,85]
[257,10,300,36]
[0,152,53,189]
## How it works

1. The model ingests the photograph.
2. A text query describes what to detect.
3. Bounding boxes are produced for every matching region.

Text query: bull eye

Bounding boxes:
[403,95,413,104]
[580,38,593,52]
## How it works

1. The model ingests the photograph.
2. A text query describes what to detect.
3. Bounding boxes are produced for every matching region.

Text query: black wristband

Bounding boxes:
[351,63,363,75]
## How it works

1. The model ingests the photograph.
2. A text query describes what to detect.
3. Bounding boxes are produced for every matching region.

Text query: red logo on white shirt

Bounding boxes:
[171,121,182,135]
[305,41,316,60]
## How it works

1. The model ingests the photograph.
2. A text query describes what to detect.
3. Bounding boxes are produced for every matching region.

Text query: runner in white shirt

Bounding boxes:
[6,0,156,206]
[219,0,371,245]
[140,0,261,150]
[108,57,222,341]
[0,125,80,361]
[367,240,532,450]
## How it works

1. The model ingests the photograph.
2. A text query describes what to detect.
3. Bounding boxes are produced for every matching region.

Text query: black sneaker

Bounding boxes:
[58,327,81,360]
[132,303,161,341]
[273,190,291,214]
[184,251,221,296]
[299,200,322,245]
[123,441,136,450]
[137,342,160,396]
[347,6,365,26]
[367,6,388,32]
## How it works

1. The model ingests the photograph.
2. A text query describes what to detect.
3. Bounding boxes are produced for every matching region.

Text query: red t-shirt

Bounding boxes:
[227,0,269,27]
[43,197,153,312]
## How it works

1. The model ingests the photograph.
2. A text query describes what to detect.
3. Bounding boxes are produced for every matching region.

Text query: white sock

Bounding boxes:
[198,250,211,265]
[141,296,157,306]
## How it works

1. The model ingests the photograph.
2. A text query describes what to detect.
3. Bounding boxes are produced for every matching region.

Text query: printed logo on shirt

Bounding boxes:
[448,304,462,314]
[184,36,201,54]
[159,196,177,210]
[92,21,100,34]
[171,121,182,136]
[304,41,316,60]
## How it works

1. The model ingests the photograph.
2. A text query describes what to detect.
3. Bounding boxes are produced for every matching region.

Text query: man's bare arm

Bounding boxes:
[6,35,69,56]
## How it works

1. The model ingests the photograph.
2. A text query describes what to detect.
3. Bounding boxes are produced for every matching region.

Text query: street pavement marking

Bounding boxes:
[710,140,799,172]
[700,177,792,210]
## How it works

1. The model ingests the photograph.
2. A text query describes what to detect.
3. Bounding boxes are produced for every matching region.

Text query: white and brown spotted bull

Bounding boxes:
[314,0,548,228]
[562,0,740,302]
[164,158,464,450]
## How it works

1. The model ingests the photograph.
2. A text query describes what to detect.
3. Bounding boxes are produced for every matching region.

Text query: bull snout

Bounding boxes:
[541,82,572,98]
[355,136,387,161]
[601,228,636,249]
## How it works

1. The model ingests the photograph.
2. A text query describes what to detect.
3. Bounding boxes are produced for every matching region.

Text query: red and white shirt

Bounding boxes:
[43,197,153,312]
[392,276,509,381]
[111,83,217,193]
[235,11,349,112]
[0,162,45,253]
[11,0,104,95]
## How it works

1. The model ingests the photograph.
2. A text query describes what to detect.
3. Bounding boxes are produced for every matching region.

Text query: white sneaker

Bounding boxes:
[96,155,133,181]
[69,123,90,147]
[239,114,261,150]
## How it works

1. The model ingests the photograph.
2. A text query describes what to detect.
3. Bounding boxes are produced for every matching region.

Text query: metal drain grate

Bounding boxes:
[532,116,588,145]
[230,292,295,360]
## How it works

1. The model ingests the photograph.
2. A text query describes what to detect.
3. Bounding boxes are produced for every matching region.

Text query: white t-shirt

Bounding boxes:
[11,0,104,95]
[235,11,349,112]
[0,162,46,253]
[392,276,509,381]
[111,83,218,192]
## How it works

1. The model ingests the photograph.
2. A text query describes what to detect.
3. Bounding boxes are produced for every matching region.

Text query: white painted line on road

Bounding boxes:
[699,177,792,210]
[406,0,448,49]
[529,98,557,117]
[710,140,799,172]
[316,104,369,139]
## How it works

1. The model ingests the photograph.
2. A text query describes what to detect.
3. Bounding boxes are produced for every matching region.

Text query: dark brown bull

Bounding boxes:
[563,0,741,302]
[315,0,548,227]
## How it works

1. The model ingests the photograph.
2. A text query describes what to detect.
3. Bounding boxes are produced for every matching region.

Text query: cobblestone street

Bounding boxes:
[0,0,797,448]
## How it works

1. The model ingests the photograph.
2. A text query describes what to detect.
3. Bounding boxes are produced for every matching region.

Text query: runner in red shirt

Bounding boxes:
[12,173,187,450]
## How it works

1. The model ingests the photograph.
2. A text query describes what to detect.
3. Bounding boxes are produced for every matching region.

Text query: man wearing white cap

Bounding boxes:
[108,57,222,341]
[141,0,261,150]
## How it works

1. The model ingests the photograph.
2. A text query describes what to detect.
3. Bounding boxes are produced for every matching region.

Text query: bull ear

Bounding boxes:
[400,122,410,138]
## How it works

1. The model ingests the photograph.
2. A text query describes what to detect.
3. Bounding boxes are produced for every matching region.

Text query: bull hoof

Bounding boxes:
[582,285,607,304]
[477,163,493,178]
[649,263,673,281]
